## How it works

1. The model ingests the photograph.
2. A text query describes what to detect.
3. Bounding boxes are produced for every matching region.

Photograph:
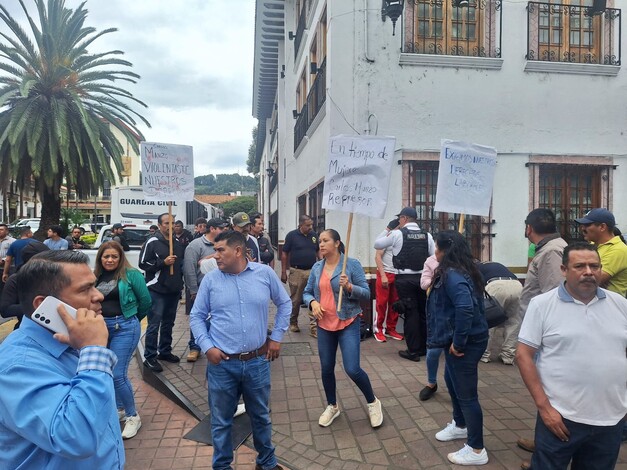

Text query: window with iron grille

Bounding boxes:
[527,0,621,64]
[537,164,602,242]
[309,181,325,234]
[409,161,490,259]
[403,0,502,57]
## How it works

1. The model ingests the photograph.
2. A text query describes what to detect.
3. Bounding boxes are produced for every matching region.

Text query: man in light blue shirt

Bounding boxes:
[44,224,69,250]
[0,250,124,470]
[191,230,290,470]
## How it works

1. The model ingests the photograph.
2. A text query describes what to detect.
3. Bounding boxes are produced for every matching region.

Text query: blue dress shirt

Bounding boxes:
[0,317,124,470]
[190,262,291,354]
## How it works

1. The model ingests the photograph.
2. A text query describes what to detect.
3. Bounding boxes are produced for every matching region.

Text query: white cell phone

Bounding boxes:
[31,296,77,336]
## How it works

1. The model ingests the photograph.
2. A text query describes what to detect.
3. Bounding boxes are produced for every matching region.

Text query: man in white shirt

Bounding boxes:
[516,242,627,470]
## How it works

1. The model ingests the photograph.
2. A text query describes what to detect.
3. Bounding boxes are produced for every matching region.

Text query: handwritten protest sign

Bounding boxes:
[434,139,497,217]
[321,135,396,219]
[140,142,194,201]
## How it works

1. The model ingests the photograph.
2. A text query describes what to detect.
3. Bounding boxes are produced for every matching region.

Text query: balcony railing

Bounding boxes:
[527,2,621,65]
[293,59,326,151]
[294,1,307,59]
[403,0,502,57]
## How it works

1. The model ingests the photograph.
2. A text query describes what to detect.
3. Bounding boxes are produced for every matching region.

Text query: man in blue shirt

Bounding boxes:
[190,230,290,470]
[2,226,35,282]
[0,250,124,469]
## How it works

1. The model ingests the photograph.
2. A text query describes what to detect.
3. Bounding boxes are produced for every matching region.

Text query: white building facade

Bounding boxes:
[253,0,627,272]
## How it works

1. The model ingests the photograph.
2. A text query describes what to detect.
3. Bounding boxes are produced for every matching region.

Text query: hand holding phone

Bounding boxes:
[32,296,77,336]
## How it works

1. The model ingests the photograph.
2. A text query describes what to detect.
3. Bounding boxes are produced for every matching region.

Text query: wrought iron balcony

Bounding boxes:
[527,2,621,65]
[403,0,502,57]
[293,58,326,151]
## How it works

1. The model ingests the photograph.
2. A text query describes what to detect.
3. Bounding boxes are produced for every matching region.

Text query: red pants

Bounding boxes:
[374,272,399,333]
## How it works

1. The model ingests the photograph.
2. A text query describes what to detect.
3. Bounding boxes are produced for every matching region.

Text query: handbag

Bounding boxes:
[483,291,507,328]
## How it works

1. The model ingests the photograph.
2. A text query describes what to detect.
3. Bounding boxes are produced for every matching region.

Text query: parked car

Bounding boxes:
[8,218,40,236]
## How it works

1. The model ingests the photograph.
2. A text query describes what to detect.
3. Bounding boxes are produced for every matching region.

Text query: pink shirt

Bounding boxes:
[421,255,439,291]
[318,270,355,331]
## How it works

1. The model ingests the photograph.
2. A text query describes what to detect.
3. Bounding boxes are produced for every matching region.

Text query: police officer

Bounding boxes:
[374,207,434,361]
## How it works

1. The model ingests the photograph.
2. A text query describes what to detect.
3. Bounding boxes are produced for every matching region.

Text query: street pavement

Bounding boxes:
[1,302,626,469]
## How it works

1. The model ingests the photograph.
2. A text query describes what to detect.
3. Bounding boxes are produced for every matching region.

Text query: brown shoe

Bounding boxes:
[289,324,300,332]
[517,437,535,453]
[520,460,531,470]
[186,350,200,362]
[255,465,284,470]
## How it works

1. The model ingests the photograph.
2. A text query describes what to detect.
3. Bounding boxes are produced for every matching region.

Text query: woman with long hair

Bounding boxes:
[94,241,152,439]
[303,229,383,429]
[429,230,489,465]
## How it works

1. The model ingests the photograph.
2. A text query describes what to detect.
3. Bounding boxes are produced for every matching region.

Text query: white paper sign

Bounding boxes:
[321,135,396,219]
[434,139,497,217]
[140,142,194,201]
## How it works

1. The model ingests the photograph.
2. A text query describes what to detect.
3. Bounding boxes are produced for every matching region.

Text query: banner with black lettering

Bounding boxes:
[140,142,194,201]
[321,135,396,218]
[434,139,497,217]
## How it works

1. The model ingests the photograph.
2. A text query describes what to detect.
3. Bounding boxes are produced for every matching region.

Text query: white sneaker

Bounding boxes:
[122,414,142,439]
[435,420,468,441]
[117,409,125,422]
[234,403,246,418]
[367,397,383,428]
[318,404,340,427]
[447,444,488,465]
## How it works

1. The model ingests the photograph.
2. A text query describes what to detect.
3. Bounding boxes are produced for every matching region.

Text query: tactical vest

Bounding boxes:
[392,227,429,271]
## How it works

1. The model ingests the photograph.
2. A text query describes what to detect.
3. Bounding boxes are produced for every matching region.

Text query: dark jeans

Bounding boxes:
[185,289,200,352]
[317,319,375,405]
[395,273,426,354]
[531,414,623,470]
[144,291,180,360]
[444,337,488,450]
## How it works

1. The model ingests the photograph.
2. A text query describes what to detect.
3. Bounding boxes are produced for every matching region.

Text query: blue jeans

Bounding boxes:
[207,356,276,470]
[444,337,488,450]
[186,289,200,352]
[318,319,375,405]
[426,347,444,385]
[531,414,623,470]
[105,315,141,417]
[144,291,180,360]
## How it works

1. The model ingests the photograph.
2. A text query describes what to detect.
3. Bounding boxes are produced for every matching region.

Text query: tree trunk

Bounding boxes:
[37,184,62,241]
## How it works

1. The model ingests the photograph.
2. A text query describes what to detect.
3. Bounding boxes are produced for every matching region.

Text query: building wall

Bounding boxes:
[265,0,627,269]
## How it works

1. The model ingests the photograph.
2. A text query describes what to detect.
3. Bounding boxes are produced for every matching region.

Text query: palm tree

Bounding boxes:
[0,0,149,236]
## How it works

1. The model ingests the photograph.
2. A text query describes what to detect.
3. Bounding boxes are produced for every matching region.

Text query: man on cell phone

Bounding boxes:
[0,250,124,469]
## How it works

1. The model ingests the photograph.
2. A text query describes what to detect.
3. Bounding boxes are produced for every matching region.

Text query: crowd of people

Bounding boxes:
[0,205,624,470]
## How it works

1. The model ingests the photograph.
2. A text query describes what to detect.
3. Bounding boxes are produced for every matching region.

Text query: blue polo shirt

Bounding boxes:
[6,238,36,268]
[283,229,318,269]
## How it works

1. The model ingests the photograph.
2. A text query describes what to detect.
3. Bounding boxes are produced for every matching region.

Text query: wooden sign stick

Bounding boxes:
[337,212,354,312]
[168,202,174,275]
[458,213,465,234]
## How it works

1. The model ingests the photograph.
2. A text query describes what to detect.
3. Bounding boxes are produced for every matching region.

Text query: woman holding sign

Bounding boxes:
[303,229,383,429]
[429,231,489,465]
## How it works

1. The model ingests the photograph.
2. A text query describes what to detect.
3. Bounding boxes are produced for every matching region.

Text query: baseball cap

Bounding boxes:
[387,219,400,230]
[112,223,125,230]
[207,217,230,229]
[395,207,417,219]
[575,208,616,227]
[232,212,251,227]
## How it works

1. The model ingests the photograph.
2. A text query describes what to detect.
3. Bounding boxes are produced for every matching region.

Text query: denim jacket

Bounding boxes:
[426,268,488,351]
[303,255,370,321]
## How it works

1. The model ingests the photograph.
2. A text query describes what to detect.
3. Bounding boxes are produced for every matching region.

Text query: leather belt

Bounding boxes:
[291,265,312,270]
[486,277,517,284]
[225,344,268,361]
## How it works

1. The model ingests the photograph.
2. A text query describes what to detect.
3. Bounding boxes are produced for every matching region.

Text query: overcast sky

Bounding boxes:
[3,0,257,178]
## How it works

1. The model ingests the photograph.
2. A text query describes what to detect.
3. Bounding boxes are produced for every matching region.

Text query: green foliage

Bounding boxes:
[81,233,97,245]
[60,207,88,234]
[220,196,257,219]
[195,173,258,195]
[246,125,259,175]
[0,0,149,233]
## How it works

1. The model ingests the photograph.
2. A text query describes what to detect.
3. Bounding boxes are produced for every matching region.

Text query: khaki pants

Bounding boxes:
[484,279,523,362]
[288,268,314,331]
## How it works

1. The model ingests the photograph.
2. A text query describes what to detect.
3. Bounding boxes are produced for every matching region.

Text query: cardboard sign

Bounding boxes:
[140,142,194,201]
[434,139,497,217]
[321,135,396,218]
